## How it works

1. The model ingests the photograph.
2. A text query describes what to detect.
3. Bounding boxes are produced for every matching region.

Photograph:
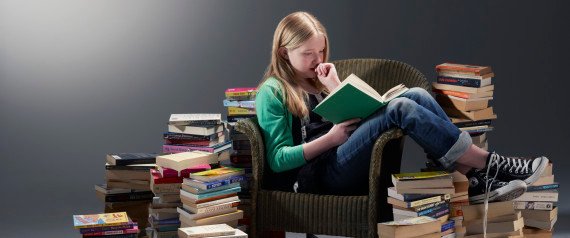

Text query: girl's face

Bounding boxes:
[286,34,325,80]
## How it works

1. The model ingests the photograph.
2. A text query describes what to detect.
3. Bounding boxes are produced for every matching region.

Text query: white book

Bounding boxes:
[168,124,224,136]
[169,113,222,126]
[178,206,238,221]
[178,223,235,238]
[156,151,218,172]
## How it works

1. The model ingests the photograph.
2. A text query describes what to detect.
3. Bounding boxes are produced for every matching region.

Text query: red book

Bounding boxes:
[151,169,183,184]
[435,63,492,75]
[160,164,211,178]
[82,225,139,237]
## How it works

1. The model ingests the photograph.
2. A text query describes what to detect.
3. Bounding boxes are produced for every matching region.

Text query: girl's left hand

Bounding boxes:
[315,63,341,91]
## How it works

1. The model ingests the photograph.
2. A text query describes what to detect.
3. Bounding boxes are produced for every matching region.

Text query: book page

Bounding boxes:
[381,84,408,102]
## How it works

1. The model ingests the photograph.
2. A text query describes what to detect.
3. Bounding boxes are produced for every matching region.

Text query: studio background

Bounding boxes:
[1,0,568,237]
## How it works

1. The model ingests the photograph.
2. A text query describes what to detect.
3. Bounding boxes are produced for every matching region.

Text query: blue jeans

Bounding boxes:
[321,87,472,193]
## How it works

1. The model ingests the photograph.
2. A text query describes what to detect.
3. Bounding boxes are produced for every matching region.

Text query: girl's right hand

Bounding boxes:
[326,118,361,146]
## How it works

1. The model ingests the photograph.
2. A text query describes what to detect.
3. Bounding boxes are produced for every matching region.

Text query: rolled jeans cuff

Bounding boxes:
[436,131,472,172]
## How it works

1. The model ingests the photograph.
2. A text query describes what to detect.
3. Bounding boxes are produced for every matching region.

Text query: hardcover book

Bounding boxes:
[106,152,158,166]
[168,113,222,126]
[178,224,235,238]
[313,73,408,124]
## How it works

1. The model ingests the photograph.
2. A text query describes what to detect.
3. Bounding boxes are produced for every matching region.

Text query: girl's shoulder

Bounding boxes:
[258,77,285,97]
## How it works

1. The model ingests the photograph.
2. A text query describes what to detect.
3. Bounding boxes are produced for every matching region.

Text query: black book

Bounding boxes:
[106,152,158,166]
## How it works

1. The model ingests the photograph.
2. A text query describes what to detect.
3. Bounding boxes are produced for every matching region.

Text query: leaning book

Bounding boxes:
[73,212,130,229]
[313,73,408,124]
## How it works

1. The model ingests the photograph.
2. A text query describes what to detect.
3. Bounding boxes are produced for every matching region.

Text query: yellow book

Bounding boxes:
[227,107,256,116]
[392,171,449,181]
[73,212,129,229]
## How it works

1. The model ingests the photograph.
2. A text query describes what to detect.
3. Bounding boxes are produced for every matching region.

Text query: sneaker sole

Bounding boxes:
[469,180,527,204]
[524,156,549,185]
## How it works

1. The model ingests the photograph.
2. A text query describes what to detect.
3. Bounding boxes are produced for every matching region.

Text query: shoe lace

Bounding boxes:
[483,153,502,238]
[496,155,531,174]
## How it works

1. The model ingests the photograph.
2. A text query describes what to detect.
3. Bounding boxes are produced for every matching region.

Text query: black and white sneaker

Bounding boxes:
[486,152,549,185]
[467,169,527,204]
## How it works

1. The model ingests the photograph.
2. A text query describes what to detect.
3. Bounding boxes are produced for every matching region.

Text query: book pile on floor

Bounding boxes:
[148,151,223,238]
[222,87,257,232]
[73,212,139,237]
[178,166,245,228]
[96,153,157,234]
[178,224,247,238]
[514,162,557,237]
[448,171,470,237]
[164,114,232,155]
[377,216,443,238]
[388,171,456,237]
[461,201,524,238]
[432,63,496,150]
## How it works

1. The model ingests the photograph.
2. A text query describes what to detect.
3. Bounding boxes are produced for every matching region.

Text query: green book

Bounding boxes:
[313,74,409,124]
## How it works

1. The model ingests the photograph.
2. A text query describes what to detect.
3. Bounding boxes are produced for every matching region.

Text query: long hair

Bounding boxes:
[259,11,330,118]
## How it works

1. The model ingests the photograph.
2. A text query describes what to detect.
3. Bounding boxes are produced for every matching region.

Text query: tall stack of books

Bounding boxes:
[461,201,524,237]
[432,63,496,150]
[377,216,443,238]
[389,171,456,237]
[73,212,139,238]
[96,152,157,233]
[223,87,257,126]
[448,171,470,237]
[148,151,222,238]
[178,224,247,238]
[178,167,245,228]
[514,162,558,236]
[163,114,232,155]
[223,87,257,232]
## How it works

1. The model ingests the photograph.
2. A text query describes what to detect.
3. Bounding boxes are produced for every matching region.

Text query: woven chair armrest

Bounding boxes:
[234,118,265,190]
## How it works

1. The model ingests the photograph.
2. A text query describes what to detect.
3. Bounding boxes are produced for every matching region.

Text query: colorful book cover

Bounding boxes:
[393,171,449,181]
[190,167,245,182]
[73,212,129,229]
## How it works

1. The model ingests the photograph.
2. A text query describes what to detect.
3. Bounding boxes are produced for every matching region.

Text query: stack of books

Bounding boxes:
[223,87,257,232]
[461,201,524,237]
[148,151,224,238]
[178,224,247,238]
[514,162,558,236]
[163,113,232,155]
[389,171,456,237]
[377,216,443,238]
[223,87,257,126]
[448,171,470,237]
[178,167,245,228]
[73,212,139,238]
[432,63,496,150]
[96,152,157,232]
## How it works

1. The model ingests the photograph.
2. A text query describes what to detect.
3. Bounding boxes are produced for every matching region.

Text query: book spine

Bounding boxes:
[408,195,446,208]
[104,192,154,203]
[82,227,138,236]
[513,201,554,210]
[162,144,214,154]
[79,224,135,234]
[437,76,482,88]
[441,220,455,232]
[114,158,156,166]
[462,127,494,134]
[227,107,256,116]
[526,183,559,192]
[432,89,473,99]
[83,234,138,238]
[419,204,450,218]
[163,132,218,140]
[415,200,450,212]
[203,176,245,189]
[453,119,492,128]
[196,202,240,214]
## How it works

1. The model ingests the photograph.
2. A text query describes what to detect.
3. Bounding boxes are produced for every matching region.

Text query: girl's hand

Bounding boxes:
[325,118,361,147]
[315,63,341,91]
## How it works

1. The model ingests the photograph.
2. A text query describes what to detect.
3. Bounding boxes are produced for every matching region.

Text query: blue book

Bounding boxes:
[527,183,559,192]
[183,175,245,190]
[181,186,241,200]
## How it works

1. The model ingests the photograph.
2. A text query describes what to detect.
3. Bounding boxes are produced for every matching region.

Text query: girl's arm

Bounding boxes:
[302,118,361,161]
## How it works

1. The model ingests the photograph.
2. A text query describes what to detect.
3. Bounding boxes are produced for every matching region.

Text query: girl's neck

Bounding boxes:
[296,77,321,95]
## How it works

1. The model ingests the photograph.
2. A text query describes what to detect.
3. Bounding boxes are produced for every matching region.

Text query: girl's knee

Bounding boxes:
[407,87,431,98]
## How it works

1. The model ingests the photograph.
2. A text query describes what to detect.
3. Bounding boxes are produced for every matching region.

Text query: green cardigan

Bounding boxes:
[255,77,306,173]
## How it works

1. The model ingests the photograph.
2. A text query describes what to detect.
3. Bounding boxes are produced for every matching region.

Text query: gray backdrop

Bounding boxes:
[1,0,568,237]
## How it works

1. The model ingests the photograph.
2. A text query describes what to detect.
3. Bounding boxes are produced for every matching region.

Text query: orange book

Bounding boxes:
[435,63,492,75]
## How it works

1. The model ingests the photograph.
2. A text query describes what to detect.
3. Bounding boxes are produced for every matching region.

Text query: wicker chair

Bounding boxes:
[234,59,430,238]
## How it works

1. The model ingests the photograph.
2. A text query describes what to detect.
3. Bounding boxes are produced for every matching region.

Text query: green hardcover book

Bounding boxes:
[313,74,409,124]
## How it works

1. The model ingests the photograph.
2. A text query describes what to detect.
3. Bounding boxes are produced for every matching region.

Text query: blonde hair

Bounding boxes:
[259,11,330,118]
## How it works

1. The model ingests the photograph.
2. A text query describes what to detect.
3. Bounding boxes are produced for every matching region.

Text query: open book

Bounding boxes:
[313,74,408,124]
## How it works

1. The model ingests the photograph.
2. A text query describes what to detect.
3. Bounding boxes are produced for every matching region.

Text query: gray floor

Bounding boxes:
[285,212,570,238]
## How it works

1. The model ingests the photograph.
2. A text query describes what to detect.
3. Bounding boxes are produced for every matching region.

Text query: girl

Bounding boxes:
[255,11,549,204]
